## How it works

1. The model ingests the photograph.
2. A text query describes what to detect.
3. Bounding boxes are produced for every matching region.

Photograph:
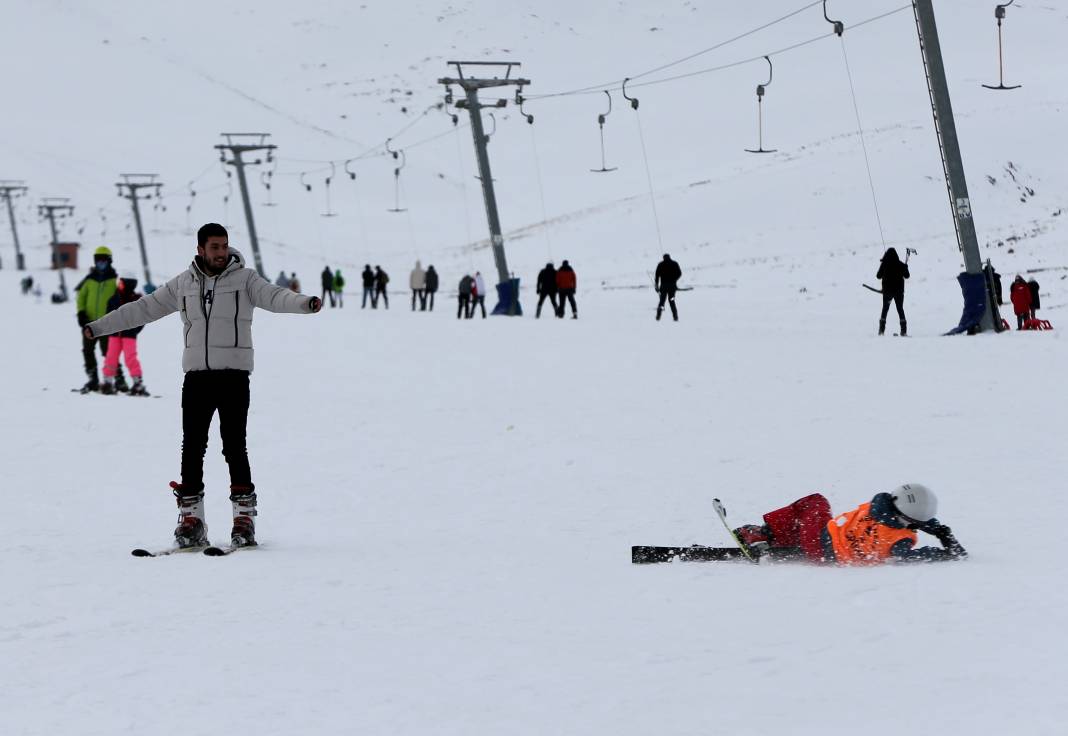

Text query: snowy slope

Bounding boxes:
[2,1,1068,734]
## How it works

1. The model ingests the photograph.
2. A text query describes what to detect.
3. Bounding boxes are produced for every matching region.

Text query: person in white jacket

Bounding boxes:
[472,271,487,318]
[409,260,427,311]
[83,223,322,550]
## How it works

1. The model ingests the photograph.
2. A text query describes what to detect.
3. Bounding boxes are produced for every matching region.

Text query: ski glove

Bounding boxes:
[308,297,322,313]
[927,523,966,558]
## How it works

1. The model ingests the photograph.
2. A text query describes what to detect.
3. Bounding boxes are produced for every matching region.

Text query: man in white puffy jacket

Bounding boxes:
[83,223,322,549]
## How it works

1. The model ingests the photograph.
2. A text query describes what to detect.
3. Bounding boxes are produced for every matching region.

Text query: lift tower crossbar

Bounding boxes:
[438,61,530,315]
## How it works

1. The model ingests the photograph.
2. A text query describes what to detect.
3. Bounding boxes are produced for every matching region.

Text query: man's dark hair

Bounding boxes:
[197,223,228,247]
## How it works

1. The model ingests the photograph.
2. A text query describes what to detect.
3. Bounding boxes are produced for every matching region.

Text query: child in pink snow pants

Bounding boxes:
[102,274,148,395]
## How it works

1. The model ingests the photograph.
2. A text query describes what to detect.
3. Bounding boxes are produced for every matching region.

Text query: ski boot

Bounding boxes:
[878,319,886,336]
[114,373,129,393]
[129,378,149,396]
[171,482,209,548]
[899,320,907,337]
[79,376,100,394]
[100,378,116,395]
[229,485,258,547]
[733,524,772,559]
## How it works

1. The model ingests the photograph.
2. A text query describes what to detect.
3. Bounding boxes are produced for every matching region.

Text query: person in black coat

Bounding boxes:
[361,265,375,309]
[424,265,439,311]
[1027,278,1041,320]
[877,247,910,336]
[535,262,558,319]
[321,266,336,308]
[654,254,682,321]
[374,266,390,309]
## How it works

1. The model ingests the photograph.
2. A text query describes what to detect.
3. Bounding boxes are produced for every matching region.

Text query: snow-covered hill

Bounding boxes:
[2,1,1067,734]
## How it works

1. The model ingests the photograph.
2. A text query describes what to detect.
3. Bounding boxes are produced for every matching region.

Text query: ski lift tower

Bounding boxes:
[913,0,1003,333]
[215,133,275,278]
[438,61,530,316]
[116,174,162,292]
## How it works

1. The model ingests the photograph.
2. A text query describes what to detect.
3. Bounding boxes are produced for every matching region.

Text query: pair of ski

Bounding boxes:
[131,542,256,557]
[632,498,761,565]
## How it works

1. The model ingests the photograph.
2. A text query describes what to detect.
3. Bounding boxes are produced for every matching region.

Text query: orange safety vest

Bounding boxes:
[825,502,917,565]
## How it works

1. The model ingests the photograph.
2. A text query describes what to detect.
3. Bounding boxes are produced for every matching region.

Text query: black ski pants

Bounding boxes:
[471,295,486,318]
[457,294,470,318]
[322,286,336,307]
[180,369,252,494]
[376,286,389,309]
[425,290,435,311]
[880,292,906,322]
[657,286,678,320]
[412,289,425,311]
[558,289,577,317]
[362,286,374,308]
[536,291,558,318]
[82,334,109,378]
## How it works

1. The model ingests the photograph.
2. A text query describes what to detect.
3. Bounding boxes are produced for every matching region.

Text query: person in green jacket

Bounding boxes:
[333,269,345,308]
[76,246,125,392]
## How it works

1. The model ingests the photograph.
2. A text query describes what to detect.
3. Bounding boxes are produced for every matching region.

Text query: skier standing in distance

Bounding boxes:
[76,246,126,392]
[654,253,681,322]
[555,260,577,319]
[1027,277,1041,321]
[333,269,345,308]
[876,247,909,336]
[1009,275,1032,330]
[374,266,390,309]
[361,265,375,308]
[100,272,148,396]
[732,484,966,564]
[410,260,426,311]
[457,274,473,319]
[535,262,558,319]
[321,266,336,308]
[471,271,487,318]
[83,223,322,549]
[424,265,439,311]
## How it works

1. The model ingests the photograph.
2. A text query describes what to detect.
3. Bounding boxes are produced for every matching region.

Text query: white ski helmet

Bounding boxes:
[890,483,938,522]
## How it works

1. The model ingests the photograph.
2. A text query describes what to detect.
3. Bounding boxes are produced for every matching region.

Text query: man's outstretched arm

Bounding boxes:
[85,277,182,339]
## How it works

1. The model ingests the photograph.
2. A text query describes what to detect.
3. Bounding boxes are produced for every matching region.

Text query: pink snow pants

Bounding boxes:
[103,336,142,378]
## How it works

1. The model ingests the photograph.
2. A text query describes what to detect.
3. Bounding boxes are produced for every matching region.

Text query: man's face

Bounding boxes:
[198,236,229,272]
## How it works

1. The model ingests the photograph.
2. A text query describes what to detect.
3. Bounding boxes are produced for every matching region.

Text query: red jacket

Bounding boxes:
[1010,280,1032,316]
[555,268,576,290]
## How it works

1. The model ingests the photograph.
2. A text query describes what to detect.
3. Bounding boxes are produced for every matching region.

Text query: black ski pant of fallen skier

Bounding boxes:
[458,294,470,319]
[557,290,577,318]
[180,369,252,494]
[656,286,678,321]
[536,292,558,318]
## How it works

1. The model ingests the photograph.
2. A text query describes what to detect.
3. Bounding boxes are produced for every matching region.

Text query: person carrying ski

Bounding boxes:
[76,246,125,392]
[877,247,910,336]
[471,271,487,318]
[100,272,148,396]
[361,265,375,308]
[333,269,345,308]
[374,266,390,309]
[536,262,558,319]
[321,266,336,308]
[555,260,577,319]
[654,253,682,322]
[458,274,473,319]
[1010,275,1032,330]
[410,260,426,311]
[732,483,966,565]
[424,265,439,311]
[82,223,322,550]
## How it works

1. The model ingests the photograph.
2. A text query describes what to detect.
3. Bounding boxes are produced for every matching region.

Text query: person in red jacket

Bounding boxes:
[731,483,966,565]
[555,260,577,319]
[1010,274,1032,330]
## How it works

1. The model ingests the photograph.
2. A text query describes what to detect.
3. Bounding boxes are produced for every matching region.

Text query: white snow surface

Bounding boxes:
[2,0,1068,734]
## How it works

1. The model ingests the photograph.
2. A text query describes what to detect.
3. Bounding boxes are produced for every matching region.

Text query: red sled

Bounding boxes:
[1023,318,1053,330]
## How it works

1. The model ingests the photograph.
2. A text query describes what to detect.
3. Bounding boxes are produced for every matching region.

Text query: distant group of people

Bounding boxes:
[1009,274,1042,330]
[274,271,302,293]
[361,265,391,308]
[534,260,579,319]
[457,272,488,319]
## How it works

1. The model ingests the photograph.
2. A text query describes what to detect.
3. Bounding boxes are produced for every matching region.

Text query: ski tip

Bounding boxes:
[203,546,228,556]
[131,548,154,557]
